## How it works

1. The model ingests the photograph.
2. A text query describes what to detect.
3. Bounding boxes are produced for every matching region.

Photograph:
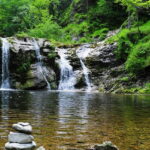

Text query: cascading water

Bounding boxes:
[33,39,51,90]
[76,45,92,91]
[57,48,76,90]
[1,38,10,89]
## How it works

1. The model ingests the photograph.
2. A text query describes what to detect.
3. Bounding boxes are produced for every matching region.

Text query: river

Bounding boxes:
[0,90,150,150]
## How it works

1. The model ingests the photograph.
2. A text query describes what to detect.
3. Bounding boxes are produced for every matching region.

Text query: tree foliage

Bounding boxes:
[115,0,150,10]
[0,0,30,36]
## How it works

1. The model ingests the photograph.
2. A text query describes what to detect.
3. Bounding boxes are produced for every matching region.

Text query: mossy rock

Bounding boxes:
[50,82,57,89]
[16,80,35,89]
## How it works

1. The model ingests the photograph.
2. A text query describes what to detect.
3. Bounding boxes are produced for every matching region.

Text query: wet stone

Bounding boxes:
[8,132,34,144]
[12,122,32,134]
[89,141,119,150]
[5,141,36,150]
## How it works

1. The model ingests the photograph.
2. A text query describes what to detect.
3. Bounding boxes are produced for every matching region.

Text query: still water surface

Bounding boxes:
[0,90,150,150]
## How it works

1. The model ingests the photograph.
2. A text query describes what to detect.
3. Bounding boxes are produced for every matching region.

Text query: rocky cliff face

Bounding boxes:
[0,36,149,92]
[55,40,149,93]
[0,37,59,90]
[57,41,123,92]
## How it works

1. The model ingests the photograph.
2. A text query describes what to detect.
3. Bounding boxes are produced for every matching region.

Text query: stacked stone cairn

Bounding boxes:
[5,122,36,150]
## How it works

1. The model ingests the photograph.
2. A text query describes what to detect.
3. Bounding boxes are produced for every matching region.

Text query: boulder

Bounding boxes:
[12,122,32,134]
[5,141,36,150]
[14,63,57,90]
[8,132,34,144]
[74,70,86,88]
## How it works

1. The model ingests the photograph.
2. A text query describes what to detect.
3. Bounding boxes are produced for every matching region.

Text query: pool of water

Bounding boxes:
[0,90,150,150]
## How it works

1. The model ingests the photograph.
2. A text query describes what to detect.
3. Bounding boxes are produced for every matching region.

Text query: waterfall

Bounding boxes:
[76,45,92,91]
[33,39,51,90]
[1,38,10,89]
[57,48,76,90]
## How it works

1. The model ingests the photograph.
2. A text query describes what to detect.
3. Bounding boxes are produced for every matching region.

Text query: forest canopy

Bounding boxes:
[0,0,149,42]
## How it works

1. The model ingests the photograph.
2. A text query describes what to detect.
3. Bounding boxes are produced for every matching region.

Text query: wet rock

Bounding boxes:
[89,141,119,150]
[106,29,119,38]
[14,63,57,90]
[86,42,117,67]
[74,70,85,88]
[42,48,50,53]
[9,37,36,53]
[43,40,51,48]
[36,38,45,48]
[12,122,32,134]
[8,132,34,144]
[6,37,58,90]
[5,141,36,150]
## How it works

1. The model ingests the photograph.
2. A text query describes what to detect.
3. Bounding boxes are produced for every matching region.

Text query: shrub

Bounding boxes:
[126,36,150,73]
[27,19,63,41]
[92,28,109,40]
[108,21,150,74]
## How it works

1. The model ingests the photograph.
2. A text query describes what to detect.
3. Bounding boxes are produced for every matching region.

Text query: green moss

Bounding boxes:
[27,70,33,79]
[17,62,31,74]
[119,77,129,82]
[16,32,31,38]
[99,88,105,92]
[120,83,150,94]
[7,37,15,44]
[48,52,57,59]
[18,80,35,89]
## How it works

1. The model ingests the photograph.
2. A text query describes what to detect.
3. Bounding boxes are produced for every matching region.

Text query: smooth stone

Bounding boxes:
[93,141,118,150]
[5,141,36,150]
[12,122,32,133]
[8,132,34,144]
[18,122,30,126]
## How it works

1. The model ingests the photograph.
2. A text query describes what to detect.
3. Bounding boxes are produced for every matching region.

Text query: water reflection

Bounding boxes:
[58,92,90,124]
[0,91,149,150]
[0,91,10,149]
[29,91,59,126]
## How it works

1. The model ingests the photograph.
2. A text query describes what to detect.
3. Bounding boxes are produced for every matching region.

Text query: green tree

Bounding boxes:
[115,0,150,10]
[0,0,30,36]
[115,0,150,28]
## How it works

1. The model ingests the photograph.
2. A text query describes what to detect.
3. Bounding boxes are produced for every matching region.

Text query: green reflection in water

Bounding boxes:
[0,91,150,150]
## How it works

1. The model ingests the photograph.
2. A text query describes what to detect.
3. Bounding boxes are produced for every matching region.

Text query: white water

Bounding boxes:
[1,38,10,89]
[33,39,51,90]
[57,48,76,90]
[76,45,92,91]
